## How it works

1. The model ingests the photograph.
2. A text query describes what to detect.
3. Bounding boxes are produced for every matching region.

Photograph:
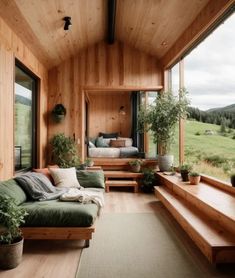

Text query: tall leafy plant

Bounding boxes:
[50,133,80,168]
[138,89,189,155]
[0,195,28,245]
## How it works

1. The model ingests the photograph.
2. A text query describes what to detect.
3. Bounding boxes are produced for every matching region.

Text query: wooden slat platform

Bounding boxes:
[104,170,143,179]
[105,180,138,193]
[155,186,235,263]
[157,173,235,235]
[93,158,157,170]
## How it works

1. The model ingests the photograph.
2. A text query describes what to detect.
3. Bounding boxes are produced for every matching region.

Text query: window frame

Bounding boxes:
[14,59,38,173]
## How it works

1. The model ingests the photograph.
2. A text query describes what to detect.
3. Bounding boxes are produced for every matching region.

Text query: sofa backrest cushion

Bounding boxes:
[0,179,27,205]
[76,170,105,189]
[49,167,81,188]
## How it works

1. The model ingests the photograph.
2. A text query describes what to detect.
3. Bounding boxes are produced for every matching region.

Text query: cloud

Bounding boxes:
[183,12,235,110]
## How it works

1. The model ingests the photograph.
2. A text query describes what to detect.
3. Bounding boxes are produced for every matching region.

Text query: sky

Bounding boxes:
[15,83,32,100]
[176,12,235,111]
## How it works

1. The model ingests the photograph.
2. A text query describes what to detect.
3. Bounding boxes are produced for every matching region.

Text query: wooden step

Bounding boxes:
[155,186,235,264]
[105,180,138,193]
[93,158,157,170]
[104,170,143,179]
[156,173,235,236]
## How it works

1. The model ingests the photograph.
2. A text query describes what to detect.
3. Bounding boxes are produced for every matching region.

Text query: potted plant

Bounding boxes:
[188,172,201,185]
[129,159,142,173]
[0,195,28,269]
[179,163,192,182]
[141,168,156,193]
[50,133,80,168]
[138,89,189,171]
[85,158,94,167]
[52,104,66,122]
[230,173,235,187]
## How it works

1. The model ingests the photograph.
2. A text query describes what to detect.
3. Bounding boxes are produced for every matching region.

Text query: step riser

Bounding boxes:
[156,189,214,263]
[158,175,235,236]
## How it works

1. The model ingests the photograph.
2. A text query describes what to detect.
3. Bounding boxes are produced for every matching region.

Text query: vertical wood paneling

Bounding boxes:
[0,46,14,179]
[48,41,162,159]
[0,15,48,180]
[88,92,131,138]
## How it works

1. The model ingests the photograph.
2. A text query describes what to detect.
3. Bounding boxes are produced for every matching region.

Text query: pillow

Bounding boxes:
[89,137,97,145]
[89,141,96,148]
[99,132,119,138]
[110,139,126,148]
[118,137,133,147]
[33,165,59,184]
[49,167,81,188]
[102,137,116,145]
[96,136,109,147]
[0,179,27,205]
[76,170,105,188]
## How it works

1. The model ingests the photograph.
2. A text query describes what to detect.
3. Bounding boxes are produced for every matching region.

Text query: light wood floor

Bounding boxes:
[0,190,234,278]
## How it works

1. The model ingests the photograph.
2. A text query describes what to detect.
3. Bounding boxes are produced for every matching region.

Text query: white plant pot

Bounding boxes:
[158,155,174,172]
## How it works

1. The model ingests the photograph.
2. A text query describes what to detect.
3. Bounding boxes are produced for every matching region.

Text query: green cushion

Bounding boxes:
[76,170,105,188]
[96,136,109,147]
[0,179,27,205]
[20,200,98,227]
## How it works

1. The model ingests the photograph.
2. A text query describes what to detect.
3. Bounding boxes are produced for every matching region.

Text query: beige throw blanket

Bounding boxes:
[60,188,104,215]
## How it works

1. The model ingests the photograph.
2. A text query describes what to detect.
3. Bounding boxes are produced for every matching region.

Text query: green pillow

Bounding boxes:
[0,179,27,205]
[96,136,109,147]
[76,170,105,188]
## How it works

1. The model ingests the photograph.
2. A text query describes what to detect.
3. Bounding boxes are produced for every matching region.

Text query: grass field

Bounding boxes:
[170,120,235,182]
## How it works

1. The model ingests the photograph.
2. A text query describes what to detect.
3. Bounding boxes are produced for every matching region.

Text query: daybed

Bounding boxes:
[88,134,139,158]
[0,170,105,247]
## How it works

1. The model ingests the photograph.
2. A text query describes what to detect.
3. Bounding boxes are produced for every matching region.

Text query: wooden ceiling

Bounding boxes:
[0,0,211,68]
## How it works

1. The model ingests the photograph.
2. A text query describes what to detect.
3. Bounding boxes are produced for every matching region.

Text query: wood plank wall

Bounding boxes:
[48,41,162,160]
[88,91,132,138]
[0,16,48,180]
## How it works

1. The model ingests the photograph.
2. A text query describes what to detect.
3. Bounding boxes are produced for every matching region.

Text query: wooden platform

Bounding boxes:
[93,158,157,170]
[21,226,95,248]
[155,173,235,264]
[104,170,143,193]
[105,180,138,193]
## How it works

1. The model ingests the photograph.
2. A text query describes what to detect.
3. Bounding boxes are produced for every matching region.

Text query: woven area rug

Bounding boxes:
[76,211,206,278]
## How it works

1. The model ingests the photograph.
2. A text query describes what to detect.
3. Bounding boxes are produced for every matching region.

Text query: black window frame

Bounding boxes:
[14,59,38,173]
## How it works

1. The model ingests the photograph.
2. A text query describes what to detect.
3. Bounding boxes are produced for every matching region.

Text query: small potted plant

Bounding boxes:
[85,158,94,167]
[230,173,235,187]
[179,164,192,182]
[52,104,67,122]
[129,159,142,173]
[0,195,28,269]
[141,168,156,193]
[188,172,201,185]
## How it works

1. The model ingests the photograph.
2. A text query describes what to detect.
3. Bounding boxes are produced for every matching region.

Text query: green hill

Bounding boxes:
[207,103,235,113]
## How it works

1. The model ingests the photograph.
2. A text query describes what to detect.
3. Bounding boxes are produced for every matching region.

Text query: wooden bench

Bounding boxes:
[105,180,138,193]
[155,173,235,264]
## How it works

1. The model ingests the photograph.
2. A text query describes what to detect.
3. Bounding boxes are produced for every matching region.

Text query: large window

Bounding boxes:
[169,11,235,182]
[14,63,37,171]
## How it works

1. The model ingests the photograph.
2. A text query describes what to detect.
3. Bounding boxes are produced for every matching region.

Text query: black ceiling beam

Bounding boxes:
[107,0,116,44]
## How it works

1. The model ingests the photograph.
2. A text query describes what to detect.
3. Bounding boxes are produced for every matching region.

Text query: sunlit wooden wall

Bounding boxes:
[0,16,48,180]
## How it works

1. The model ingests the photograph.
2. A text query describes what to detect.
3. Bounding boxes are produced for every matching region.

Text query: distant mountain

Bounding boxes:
[207,104,235,113]
[16,95,31,106]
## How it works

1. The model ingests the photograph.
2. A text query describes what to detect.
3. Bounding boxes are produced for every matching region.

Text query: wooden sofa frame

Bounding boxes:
[21,225,95,248]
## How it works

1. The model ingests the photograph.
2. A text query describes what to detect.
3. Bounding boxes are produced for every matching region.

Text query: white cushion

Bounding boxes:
[49,167,81,188]
[118,137,133,147]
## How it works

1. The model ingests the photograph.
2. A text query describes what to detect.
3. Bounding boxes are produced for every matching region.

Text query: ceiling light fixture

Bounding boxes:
[63,16,72,31]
